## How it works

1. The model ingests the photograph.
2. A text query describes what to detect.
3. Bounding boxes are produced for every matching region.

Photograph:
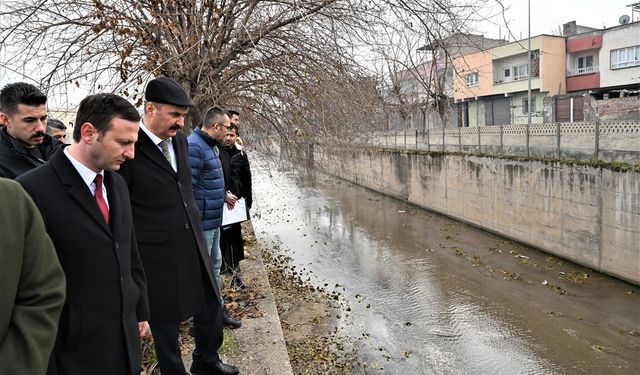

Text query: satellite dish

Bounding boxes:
[619,15,631,25]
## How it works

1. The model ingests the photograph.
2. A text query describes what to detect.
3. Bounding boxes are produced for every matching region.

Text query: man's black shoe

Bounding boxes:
[232,275,246,289]
[223,314,242,329]
[187,317,195,337]
[190,360,239,375]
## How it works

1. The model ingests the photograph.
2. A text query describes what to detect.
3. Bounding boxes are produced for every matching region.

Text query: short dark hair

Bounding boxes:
[73,93,140,142]
[0,82,47,116]
[229,124,239,136]
[227,109,240,118]
[46,118,67,131]
[203,106,227,128]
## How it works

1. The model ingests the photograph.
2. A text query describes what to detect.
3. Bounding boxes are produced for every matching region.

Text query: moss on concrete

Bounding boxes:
[367,146,640,173]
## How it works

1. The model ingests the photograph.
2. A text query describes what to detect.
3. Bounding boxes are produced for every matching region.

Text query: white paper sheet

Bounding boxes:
[222,197,248,226]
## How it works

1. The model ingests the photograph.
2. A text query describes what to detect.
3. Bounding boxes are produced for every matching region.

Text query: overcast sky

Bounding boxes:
[479,0,637,41]
[1,0,637,108]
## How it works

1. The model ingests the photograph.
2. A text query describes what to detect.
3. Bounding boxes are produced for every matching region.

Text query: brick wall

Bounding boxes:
[594,96,640,121]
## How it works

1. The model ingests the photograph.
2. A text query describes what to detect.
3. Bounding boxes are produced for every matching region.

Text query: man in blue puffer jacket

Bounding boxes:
[188,106,241,329]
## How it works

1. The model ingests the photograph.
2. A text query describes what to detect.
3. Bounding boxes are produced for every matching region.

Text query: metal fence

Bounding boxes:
[369,121,640,164]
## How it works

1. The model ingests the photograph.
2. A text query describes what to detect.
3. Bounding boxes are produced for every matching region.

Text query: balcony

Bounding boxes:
[566,71,600,92]
[567,65,599,77]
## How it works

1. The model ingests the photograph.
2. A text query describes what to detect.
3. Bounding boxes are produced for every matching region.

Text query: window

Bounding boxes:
[504,68,511,77]
[513,64,529,80]
[522,97,536,114]
[577,55,594,74]
[465,72,479,87]
[610,46,640,69]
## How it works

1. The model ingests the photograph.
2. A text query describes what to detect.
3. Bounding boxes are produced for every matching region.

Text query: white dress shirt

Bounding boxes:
[63,147,109,208]
[140,120,177,172]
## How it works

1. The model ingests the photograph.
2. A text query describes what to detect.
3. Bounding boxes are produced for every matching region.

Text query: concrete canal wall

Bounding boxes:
[314,148,639,284]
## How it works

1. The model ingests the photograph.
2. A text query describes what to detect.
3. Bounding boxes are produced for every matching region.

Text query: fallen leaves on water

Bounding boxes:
[262,243,363,374]
[619,329,640,336]
[502,271,522,281]
[590,344,617,354]
[486,246,502,254]
[548,311,565,317]
[548,284,568,295]
[566,271,590,283]
[471,255,482,267]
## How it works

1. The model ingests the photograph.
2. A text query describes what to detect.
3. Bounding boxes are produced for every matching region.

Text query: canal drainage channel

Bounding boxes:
[252,162,640,375]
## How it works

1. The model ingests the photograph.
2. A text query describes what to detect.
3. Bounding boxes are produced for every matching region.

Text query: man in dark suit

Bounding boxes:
[17,93,150,374]
[118,77,238,375]
[46,118,68,143]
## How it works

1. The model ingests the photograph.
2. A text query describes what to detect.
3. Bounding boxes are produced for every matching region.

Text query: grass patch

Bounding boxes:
[219,328,237,354]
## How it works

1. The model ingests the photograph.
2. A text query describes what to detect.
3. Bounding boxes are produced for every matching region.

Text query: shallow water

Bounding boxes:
[252,160,640,375]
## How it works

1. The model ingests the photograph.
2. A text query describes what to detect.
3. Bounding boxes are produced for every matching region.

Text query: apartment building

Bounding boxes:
[453,35,566,127]
[453,18,639,126]
[555,20,639,122]
[389,33,506,130]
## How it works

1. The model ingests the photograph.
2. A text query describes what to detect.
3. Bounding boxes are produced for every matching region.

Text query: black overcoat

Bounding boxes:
[230,149,252,210]
[17,151,149,375]
[218,141,240,196]
[118,129,220,323]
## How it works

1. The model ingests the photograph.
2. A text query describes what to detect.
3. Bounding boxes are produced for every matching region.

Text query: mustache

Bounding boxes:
[30,131,46,139]
[170,125,181,131]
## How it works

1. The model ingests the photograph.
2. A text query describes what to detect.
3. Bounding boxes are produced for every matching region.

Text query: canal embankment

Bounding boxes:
[250,160,640,374]
[314,147,639,284]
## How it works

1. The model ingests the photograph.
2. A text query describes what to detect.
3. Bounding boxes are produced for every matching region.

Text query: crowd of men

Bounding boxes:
[0,77,253,375]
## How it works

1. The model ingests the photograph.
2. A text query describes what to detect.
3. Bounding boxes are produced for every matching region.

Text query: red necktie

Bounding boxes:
[94,174,109,224]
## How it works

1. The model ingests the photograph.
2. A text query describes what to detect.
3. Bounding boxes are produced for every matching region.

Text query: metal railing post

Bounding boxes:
[415,130,418,150]
[526,124,530,157]
[594,121,600,160]
[556,123,561,158]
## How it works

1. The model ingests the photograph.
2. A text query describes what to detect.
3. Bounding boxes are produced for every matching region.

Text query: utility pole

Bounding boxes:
[526,0,532,157]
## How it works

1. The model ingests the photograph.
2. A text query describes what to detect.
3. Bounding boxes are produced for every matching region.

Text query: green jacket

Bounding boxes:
[0,178,65,374]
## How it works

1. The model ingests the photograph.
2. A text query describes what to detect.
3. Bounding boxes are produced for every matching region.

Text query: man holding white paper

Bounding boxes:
[220,121,251,289]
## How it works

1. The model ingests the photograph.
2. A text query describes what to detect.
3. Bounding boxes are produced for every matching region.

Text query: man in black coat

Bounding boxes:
[0,82,61,179]
[17,93,150,375]
[118,77,238,375]
[220,121,252,288]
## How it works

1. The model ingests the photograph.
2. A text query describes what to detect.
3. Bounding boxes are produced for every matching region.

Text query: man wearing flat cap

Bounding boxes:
[118,77,238,375]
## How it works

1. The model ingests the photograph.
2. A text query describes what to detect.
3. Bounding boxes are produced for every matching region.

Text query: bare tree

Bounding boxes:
[364,0,506,130]
[1,0,502,142]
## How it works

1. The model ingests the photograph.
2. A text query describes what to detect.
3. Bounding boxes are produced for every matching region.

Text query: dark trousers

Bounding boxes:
[220,223,245,273]
[149,301,223,375]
